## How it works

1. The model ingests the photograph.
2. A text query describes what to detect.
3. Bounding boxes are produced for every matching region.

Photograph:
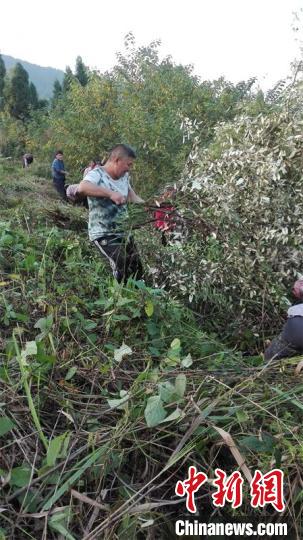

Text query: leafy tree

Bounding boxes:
[0,111,27,155]
[62,66,75,94]
[44,74,120,168]
[38,98,49,109]
[27,38,266,195]
[5,62,31,119]
[75,56,88,86]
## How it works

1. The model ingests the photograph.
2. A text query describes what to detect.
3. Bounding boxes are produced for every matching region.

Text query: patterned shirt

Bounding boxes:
[84,167,130,241]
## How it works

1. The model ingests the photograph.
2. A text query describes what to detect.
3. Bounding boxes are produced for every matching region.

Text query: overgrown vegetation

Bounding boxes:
[1,35,303,539]
[140,101,303,347]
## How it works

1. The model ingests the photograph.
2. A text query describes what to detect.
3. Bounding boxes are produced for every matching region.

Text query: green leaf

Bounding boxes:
[239,434,276,453]
[48,512,77,540]
[165,338,181,366]
[22,340,37,358]
[144,300,154,317]
[83,319,97,331]
[114,342,132,363]
[159,381,177,403]
[47,432,70,467]
[10,466,31,487]
[144,396,167,427]
[160,408,181,423]
[236,410,249,423]
[181,353,193,368]
[34,315,53,333]
[65,366,77,381]
[175,374,186,398]
[107,392,129,410]
[0,416,15,437]
[112,314,130,322]
[170,338,181,349]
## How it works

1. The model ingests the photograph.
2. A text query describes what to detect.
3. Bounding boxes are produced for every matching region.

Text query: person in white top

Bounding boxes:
[82,159,102,179]
[78,144,145,282]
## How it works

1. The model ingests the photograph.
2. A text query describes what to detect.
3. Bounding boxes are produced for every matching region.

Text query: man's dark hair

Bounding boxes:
[109,144,136,160]
[55,150,63,156]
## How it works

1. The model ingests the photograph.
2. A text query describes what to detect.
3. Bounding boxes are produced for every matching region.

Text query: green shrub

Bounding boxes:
[142,102,303,342]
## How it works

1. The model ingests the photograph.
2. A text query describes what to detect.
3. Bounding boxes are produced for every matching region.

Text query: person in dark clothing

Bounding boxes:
[264,279,303,360]
[51,150,67,200]
[93,234,143,283]
[22,153,33,168]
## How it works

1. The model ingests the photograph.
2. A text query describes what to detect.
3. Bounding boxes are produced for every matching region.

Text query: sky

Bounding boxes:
[2,0,302,90]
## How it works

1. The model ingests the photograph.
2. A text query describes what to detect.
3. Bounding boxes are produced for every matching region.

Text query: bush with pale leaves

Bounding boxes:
[142,105,303,341]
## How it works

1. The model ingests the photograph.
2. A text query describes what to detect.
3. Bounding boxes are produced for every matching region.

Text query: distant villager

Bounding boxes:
[264,279,303,360]
[51,150,67,200]
[22,153,33,168]
[82,158,102,179]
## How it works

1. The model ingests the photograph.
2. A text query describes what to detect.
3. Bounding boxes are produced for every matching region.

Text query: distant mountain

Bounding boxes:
[2,55,65,100]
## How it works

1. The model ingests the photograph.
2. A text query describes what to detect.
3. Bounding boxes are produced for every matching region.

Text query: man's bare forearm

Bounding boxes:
[78,180,112,198]
[127,188,145,203]
[78,181,126,205]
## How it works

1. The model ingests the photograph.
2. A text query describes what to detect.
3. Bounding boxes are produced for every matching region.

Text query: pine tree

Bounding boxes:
[62,66,74,94]
[5,62,31,119]
[0,54,6,97]
[52,79,62,100]
[29,81,39,109]
[75,56,88,86]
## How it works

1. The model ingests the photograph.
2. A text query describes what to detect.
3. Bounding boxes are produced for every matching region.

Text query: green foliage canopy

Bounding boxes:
[32,37,258,193]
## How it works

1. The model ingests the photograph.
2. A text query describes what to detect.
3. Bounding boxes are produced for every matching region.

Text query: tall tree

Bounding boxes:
[0,54,6,97]
[62,66,74,94]
[75,56,88,86]
[29,81,39,110]
[52,79,62,101]
[5,62,31,119]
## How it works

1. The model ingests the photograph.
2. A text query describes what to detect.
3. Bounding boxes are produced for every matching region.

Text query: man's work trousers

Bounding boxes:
[93,234,143,283]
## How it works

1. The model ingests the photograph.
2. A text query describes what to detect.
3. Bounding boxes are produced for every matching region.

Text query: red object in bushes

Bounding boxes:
[154,204,176,231]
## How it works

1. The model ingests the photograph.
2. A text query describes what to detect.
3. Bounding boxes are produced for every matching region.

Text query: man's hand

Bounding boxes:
[110,191,126,205]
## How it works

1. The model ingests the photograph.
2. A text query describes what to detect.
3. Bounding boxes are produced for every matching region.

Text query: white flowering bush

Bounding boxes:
[140,99,303,342]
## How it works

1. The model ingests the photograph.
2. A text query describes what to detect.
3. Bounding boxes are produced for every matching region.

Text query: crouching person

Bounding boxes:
[264,279,303,360]
[77,144,144,283]
[22,153,33,168]
[66,184,88,208]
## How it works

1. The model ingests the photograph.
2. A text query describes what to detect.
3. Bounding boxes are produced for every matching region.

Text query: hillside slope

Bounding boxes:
[2,54,64,99]
[0,160,301,539]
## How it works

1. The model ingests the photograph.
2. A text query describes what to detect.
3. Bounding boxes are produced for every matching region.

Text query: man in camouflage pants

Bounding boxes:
[78,144,144,283]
